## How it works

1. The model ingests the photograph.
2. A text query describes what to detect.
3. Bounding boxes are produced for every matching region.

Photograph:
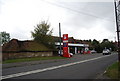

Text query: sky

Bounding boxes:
[0,0,117,42]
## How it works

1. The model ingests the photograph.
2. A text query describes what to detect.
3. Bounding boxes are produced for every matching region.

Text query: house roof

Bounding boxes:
[2,39,52,52]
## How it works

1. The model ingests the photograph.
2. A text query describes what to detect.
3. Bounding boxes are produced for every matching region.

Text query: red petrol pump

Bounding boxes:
[83,47,91,54]
[63,34,71,58]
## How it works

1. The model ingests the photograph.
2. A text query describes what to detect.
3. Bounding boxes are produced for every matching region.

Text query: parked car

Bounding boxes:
[90,50,96,54]
[102,49,111,55]
[69,53,73,57]
[59,50,73,57]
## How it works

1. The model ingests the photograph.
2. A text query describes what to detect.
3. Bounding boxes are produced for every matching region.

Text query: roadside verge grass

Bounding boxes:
[105,62,119,79]
[3,56,67,64]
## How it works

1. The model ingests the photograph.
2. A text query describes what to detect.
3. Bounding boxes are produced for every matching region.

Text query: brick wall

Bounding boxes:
[2,51,53,60]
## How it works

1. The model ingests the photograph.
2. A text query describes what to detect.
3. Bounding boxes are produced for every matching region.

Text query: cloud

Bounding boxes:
[0,0,116,41]
[59,2,115,41]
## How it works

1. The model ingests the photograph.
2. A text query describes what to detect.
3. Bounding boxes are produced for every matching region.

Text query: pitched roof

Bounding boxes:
[2,39,52,52]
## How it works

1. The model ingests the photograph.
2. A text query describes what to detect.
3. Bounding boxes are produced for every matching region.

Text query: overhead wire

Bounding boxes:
[42,0,114,22]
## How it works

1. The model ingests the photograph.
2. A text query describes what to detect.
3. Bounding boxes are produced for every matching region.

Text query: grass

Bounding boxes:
[105,62,119,79]
[3,56,67,64]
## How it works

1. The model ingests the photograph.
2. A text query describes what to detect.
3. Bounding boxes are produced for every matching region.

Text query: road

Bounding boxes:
[2,52,118,80]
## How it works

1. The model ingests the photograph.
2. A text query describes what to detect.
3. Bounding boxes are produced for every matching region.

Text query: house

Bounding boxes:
[2,36,90,60]
[2,39,56,60]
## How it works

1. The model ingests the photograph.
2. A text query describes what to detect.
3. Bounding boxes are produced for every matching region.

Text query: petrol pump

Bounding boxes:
[83,47,90,54]
[63,34,71,58]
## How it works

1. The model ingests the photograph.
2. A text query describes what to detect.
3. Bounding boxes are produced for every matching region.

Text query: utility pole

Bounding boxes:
[114,0,120,79]
[59,23,62,56]
[114,0,120,62]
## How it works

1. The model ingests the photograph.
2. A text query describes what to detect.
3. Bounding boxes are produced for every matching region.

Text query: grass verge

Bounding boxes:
[105,62,119,79]
[3,56,67,64]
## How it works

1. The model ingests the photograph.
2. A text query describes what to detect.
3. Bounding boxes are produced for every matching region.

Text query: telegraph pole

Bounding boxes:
[114,0,120,79]
[59,23,62,56]
[114,0,120,62]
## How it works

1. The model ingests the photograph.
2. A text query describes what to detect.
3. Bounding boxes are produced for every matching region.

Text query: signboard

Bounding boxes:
[63,34,68,41]
[63,34,70,58]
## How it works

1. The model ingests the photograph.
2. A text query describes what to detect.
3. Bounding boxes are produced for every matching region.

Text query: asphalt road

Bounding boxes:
[2,52,118,79]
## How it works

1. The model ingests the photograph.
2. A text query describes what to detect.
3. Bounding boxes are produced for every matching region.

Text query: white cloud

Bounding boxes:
[0,0,116,41]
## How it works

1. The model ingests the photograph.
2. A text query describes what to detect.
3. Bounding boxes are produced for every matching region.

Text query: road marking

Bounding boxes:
[2,55,111,79]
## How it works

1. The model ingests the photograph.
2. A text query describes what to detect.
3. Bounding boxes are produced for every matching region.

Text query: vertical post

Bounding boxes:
[114,1,120,79]
[59,23,62,56]
[114,0,120,62]
[75,47,77,54]
[68,47,70,53]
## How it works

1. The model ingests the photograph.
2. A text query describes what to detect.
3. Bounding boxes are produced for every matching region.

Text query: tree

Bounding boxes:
[31,21,55,48]
[92,39,99,45]
[0,31,10,46]
[101,39,117,51]
[91,39,102,53]
[90,39,117,53]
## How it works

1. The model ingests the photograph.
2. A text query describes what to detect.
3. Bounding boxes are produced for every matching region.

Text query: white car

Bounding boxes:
[69,53,73,57]
[90,50,96,53]
[102,49,111,55]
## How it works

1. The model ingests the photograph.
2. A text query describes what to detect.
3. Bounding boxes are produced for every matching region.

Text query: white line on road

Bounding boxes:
[2,55,112,79]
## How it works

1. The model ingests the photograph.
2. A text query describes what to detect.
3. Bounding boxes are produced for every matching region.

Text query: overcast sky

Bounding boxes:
[0,0,117,41]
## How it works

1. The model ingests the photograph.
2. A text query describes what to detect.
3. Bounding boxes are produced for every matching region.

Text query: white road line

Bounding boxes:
[2,55,111,79]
